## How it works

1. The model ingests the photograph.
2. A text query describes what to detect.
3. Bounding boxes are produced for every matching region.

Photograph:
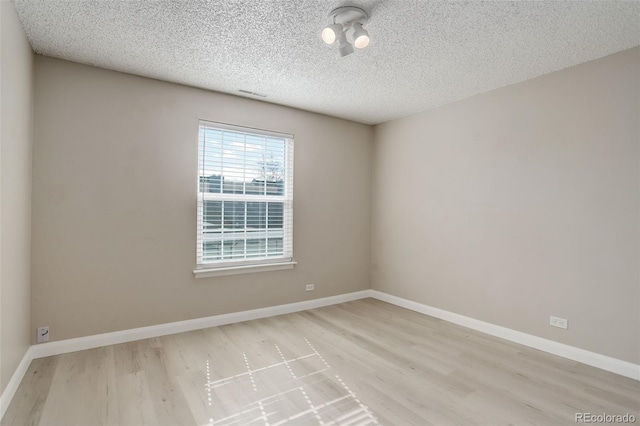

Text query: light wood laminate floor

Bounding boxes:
[3,298,639,425]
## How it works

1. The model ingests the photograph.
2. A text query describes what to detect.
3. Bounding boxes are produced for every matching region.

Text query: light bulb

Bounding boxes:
[321,23,342,44]
[352,22,370,49]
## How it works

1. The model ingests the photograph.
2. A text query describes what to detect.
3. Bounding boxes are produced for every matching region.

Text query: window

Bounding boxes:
[195,121,294,276]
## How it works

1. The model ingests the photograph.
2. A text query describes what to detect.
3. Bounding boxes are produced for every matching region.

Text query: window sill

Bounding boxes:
[193,261,297,278]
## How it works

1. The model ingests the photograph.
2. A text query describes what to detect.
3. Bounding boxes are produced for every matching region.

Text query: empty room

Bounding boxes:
[1,0,639,425]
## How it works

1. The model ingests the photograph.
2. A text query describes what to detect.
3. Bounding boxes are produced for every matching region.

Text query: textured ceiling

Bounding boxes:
[11,0,640,125]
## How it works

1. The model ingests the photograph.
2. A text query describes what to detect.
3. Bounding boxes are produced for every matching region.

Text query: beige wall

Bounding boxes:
[0,1,34,394]
[372,47,640,364]
[31,56,372,342]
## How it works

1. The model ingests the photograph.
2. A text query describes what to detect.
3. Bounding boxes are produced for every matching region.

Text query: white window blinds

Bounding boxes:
[196,121,294,268]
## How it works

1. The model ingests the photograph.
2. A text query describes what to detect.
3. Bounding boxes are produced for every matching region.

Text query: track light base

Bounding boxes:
[328,6,369,28]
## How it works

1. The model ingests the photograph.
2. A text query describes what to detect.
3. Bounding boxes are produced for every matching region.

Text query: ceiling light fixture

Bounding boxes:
[321,6,370,57]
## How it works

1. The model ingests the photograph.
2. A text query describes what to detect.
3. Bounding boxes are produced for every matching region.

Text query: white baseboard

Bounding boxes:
[0,346,33,420]
[369,290,640,381]
[30,290,371,359]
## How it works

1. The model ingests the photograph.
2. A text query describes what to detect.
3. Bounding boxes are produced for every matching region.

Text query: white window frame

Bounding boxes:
[194,121,295,278]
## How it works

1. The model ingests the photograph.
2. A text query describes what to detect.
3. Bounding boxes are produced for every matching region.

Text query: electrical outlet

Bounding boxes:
[37,326,49,343]
[305,284,315,291]
[549,316,568,329]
